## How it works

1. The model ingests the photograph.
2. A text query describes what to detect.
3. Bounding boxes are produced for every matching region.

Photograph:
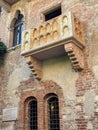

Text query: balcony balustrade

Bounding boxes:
[21,12,85,80]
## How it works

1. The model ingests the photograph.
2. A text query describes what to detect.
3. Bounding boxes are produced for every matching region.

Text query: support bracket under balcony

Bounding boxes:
[25,56,42,80]
[64,42,84,71]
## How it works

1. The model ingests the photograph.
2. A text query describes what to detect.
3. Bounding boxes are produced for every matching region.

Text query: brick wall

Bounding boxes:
[18,80,64,130]
[0,0,98,130]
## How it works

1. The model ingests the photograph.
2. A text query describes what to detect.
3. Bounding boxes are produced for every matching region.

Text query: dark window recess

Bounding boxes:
[13,13,24,46]
[28,99,37,130]
[48,96,60,130]
[45,6,61,21]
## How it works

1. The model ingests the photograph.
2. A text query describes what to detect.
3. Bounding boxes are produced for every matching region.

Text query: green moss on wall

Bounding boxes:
[0,41,6,64]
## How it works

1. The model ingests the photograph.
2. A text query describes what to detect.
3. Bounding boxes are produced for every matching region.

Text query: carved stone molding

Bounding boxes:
[25,56,42,80]
[64,42,84,71]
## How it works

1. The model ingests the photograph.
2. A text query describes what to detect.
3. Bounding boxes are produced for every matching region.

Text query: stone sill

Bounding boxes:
[7,44,21,53]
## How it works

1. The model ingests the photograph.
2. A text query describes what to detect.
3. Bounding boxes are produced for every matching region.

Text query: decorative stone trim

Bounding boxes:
[64,42,84,71]
[25,56,42,80]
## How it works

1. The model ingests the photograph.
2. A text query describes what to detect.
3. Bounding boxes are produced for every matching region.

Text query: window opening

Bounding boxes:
[28,98,37,130]
[13,13,23,46]
[45,6,61,21]
[48,96,60,130]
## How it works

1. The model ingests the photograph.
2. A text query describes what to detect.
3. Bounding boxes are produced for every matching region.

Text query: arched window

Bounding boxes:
[13,12,24,46]
[24,97,38,130]
[47,94,60,130]
[19,81,63,130]
[28,98,37,130]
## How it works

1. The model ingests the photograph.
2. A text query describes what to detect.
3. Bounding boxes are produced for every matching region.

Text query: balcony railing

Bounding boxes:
[21,12,84,58]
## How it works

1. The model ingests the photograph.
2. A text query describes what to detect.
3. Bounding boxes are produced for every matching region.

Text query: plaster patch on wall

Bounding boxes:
[87,121,93,130]
[83,90,95,117]
[42,55,78,99]
[93,65,98,80]
[7,60,31,89]
[6,60,31,106]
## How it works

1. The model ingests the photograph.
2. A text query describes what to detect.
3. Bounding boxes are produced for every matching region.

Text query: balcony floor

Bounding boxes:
[32,44,67,61]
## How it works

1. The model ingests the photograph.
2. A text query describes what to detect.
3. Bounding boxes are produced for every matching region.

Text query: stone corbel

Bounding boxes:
[64,42,84,71]
[25,56,42,80]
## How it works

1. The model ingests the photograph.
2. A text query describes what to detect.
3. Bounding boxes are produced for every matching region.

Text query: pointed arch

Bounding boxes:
[10,10,20,28]
[9,10,24,47]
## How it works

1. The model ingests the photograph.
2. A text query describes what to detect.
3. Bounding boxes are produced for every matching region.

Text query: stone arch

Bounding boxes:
[24,96,37,104]
[44,93,58,100]
[10,10,20,28]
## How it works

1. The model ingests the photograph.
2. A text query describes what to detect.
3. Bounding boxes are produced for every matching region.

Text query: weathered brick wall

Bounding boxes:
[0,0,98,130]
